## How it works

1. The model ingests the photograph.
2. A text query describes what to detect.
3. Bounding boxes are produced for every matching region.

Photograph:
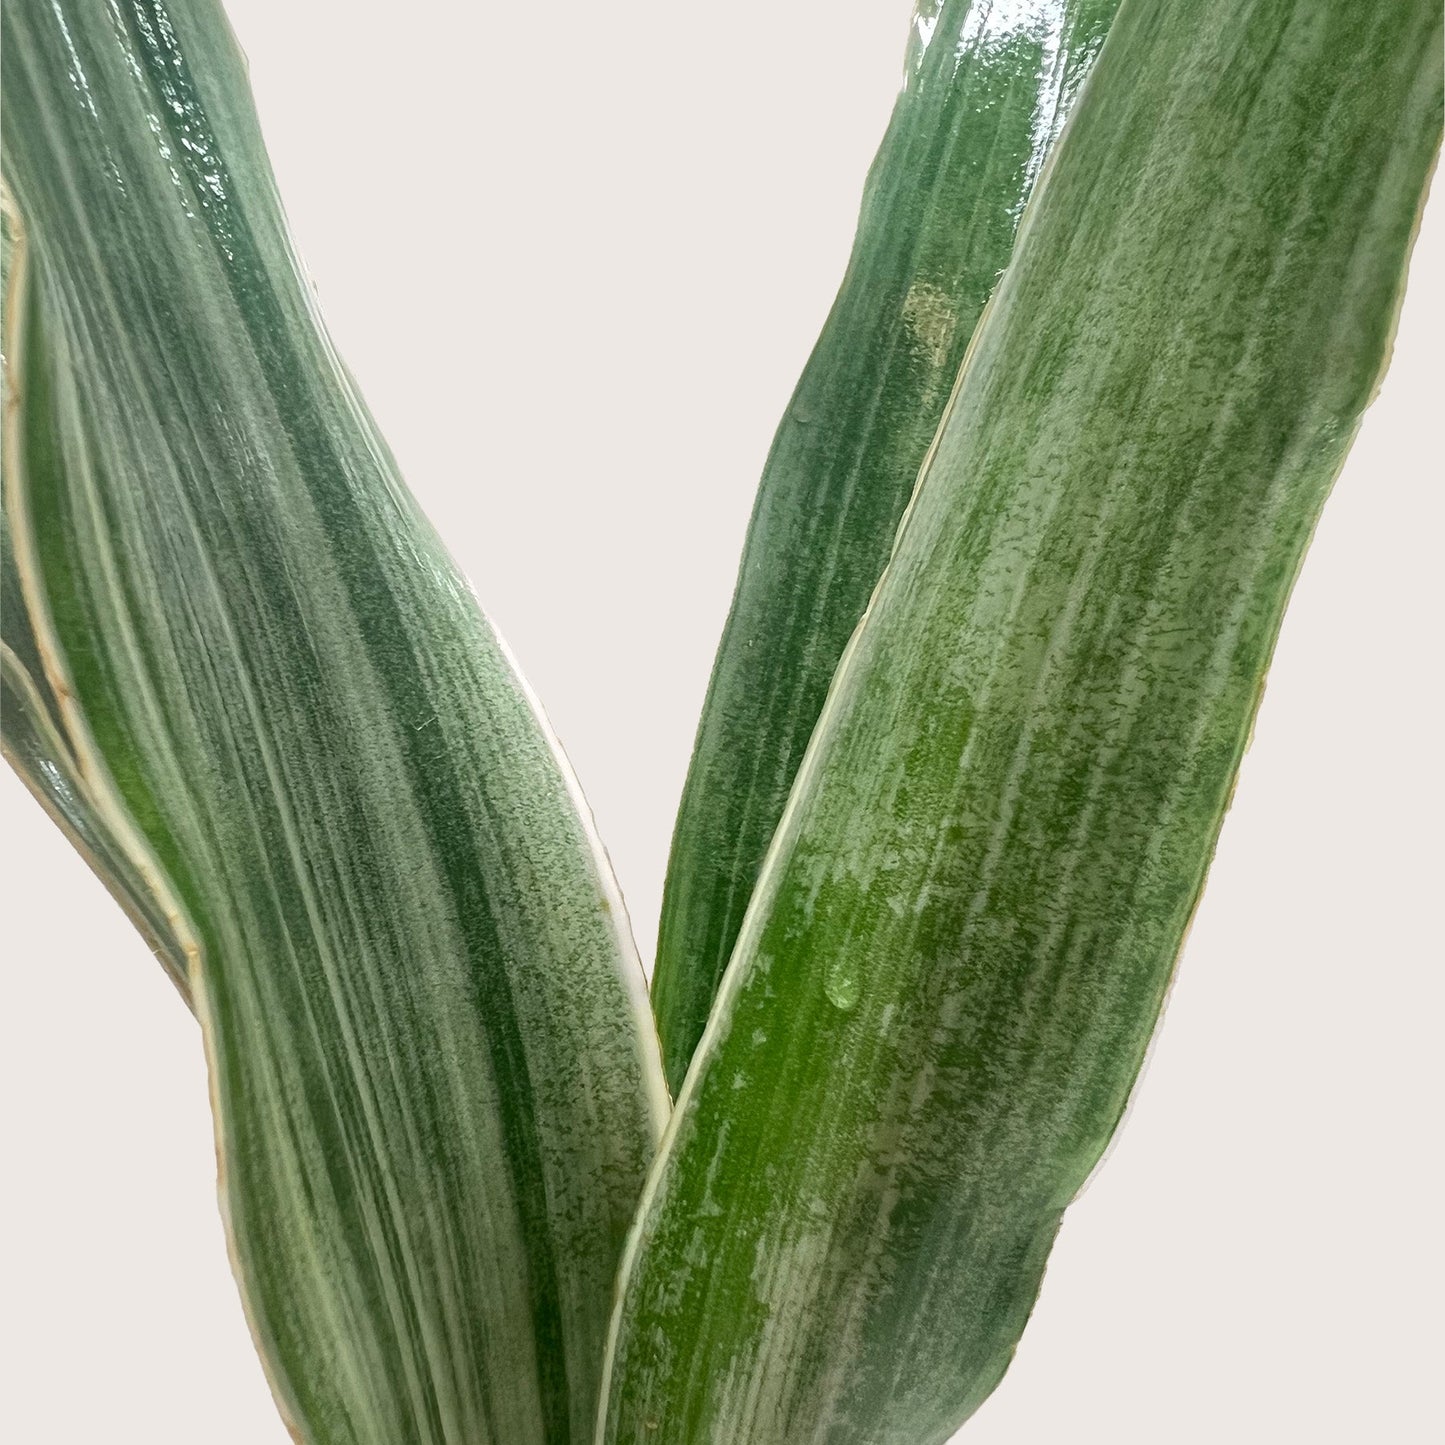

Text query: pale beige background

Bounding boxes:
[2,1,1440,1440]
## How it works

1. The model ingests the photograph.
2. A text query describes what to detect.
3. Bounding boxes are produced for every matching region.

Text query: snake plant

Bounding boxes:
[2,5,665,1441]
[2,2,1437,1444]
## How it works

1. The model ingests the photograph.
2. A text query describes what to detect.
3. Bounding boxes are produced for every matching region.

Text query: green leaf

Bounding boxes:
[0,554,193,994]
[654,0,1121,1094]
[3,203,191,991]
[602,1,1442,1440]
[2,4,667,1443]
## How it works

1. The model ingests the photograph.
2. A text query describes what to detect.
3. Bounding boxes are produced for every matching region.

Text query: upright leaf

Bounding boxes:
[2,4,668,1442]
[654,0,1120,1093]
[602,1,1442,1439]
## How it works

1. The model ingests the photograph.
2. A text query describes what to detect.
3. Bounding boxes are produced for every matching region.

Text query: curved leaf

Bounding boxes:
[0,619,193,992]
[602,1,1442,1439]
[2,4,667,1443]
[2,231,190,991]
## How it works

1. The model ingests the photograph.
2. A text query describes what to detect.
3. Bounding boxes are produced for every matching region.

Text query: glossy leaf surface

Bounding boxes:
[654,0,1120,1093]
[2,4,667,1442]
[603,1,1442,1439]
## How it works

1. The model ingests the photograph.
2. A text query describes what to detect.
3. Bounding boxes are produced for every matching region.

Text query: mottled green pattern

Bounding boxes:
[603,1,1442,1439]
[2,4,667,1443]
[654,0,1119,1094]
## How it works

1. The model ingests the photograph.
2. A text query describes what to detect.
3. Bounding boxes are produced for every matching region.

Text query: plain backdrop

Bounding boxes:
[1,1,1440,1441]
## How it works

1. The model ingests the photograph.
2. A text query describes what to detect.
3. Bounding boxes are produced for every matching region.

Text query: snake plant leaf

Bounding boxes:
[602,1,1442,1440]
[2,521,193,994]
[3,207,190,991]
[653,0,1120,1093]
[2,4,668,1444]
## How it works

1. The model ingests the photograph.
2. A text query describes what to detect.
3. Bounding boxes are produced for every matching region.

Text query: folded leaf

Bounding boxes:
[602,1,1442,1439]
[2,228,191,991]
[0,558,193,994]
[2,4,667,1443]
[654,0,1120,1093]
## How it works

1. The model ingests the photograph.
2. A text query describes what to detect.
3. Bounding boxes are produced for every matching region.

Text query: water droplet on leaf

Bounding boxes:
[824,958,862,1011]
